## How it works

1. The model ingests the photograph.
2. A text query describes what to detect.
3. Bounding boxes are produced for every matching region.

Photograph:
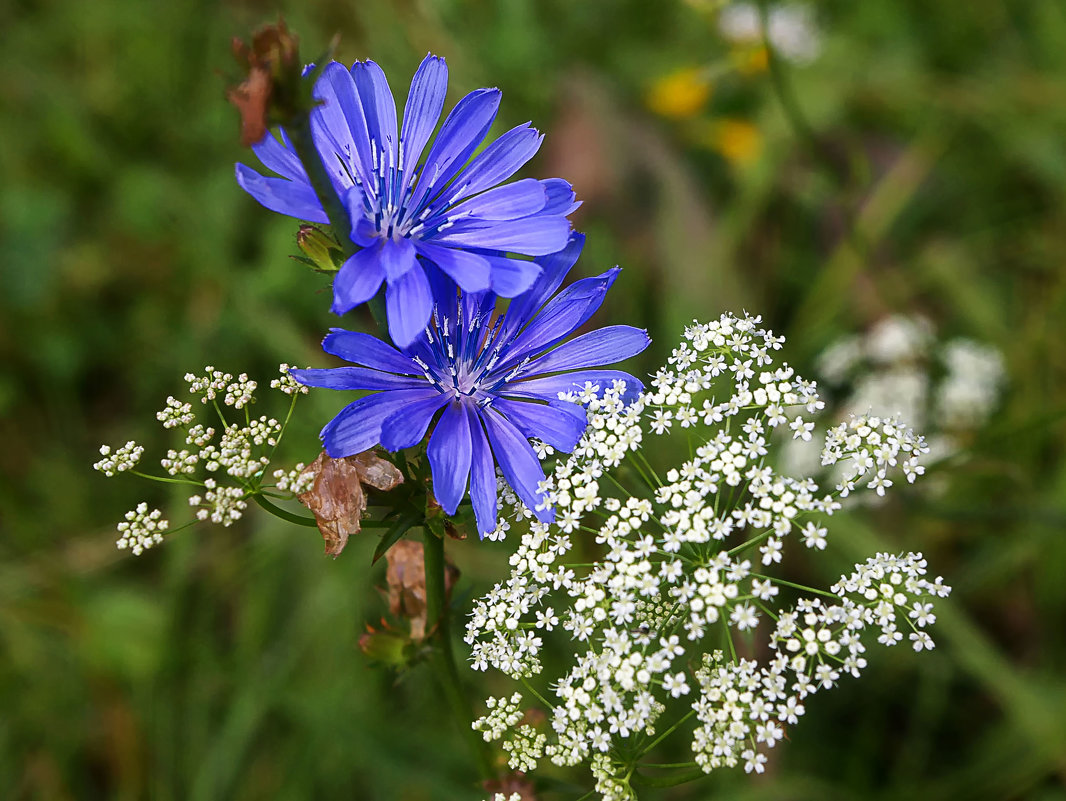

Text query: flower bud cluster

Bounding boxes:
[271,364,310,396]
[224,373,258,409]
[472,693,547,773]
[115,502,169,555]
[157,396,195,428]
[184,366,233,403]
[205,423,275,479]
[272,463,314,494]
[96,364,309,554]
[183,367,259,409]
[466,313,949,799]
[189,479,248,526]
[93,441,144,476]
[161,448,198,476]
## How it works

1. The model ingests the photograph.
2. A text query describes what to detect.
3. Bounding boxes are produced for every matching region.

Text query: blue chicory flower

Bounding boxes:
[289,235,649,535]
[236,54,579,347]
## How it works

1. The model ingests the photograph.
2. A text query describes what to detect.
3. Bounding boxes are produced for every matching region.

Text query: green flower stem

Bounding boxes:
[262,391,301,475]
[635,761,700,770]
[252,493,319,527]
[129,471,203,487]
[252,493,391,530]
[753,573,838,598]
[286,112,388,332]
[637,708,695,755]
[756,0,855,194]
[630,767,707,788]
[520,676,556,710]
[727,528,773,557]
[423,528,496,783]
[285,122,351,259]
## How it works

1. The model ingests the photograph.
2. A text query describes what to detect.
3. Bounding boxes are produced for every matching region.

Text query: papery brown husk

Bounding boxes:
[384,539,459,641]
[297,450,403,557]
[227,19,301,146]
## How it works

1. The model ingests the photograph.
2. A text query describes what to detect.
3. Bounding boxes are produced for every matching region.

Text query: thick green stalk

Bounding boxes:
[286,115,388,331]
[423,529,496,783]
[285,122,351,257]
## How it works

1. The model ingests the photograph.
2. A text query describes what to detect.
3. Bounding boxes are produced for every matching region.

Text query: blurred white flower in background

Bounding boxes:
[936,340,1007,429]
[782,315,1007,482]
[717,2,822,65]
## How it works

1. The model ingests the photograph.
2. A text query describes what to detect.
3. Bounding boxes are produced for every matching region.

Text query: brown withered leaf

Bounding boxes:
[227,63,272,147]
[384,539,459,641]
[298,450,404,557]
[227,19,301,146]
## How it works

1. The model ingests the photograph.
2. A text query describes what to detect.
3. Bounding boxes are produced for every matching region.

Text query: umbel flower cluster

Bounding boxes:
[94,366,311,554]
[466,313,949,800]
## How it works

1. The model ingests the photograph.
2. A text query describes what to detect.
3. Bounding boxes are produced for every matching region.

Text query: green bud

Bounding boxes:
[358,627,415,669]
[295,225,343,273]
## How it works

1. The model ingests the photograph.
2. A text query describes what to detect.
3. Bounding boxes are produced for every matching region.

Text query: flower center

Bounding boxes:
[415,303,515,406]
[347,139,461,243]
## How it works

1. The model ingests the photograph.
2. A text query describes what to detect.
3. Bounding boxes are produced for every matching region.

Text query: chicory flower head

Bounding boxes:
[237,54,578,346]
[290,235,649,535]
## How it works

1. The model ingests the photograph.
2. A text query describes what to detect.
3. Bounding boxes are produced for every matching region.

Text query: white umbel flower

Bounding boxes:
[466,312,949,799]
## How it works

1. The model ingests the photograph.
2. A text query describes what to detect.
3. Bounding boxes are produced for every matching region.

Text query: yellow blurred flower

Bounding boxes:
[704,118,762,166]
[646,67,713,120]
[732,44,769,75]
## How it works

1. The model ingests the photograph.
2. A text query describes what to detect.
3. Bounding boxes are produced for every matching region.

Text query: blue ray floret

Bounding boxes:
[289,235,649,536]
[236,54,579,347]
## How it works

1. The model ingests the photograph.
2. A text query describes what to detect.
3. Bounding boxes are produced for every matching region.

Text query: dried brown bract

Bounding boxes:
[297,450,403,557]
[384,539,459,641]
[227,19,302,146]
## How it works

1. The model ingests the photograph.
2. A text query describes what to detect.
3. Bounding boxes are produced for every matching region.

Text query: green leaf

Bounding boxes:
[371,508,423,565]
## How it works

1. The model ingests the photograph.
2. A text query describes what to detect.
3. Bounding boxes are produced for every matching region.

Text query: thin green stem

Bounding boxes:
[252,494,319,527]
[211,398,229,431]
[263,391,300,475]
[286,122,353,261]
[130,471,204,487]
[603,469,633,499]
[520,676,556,711]
[756,0,871,265]
[628,456,658,492]
[638,709,696,755]
[754,574,839,598]
[727,529,773,557]
[423,530,496,783]
[631,767,707,788]
[723,620,738,663]
[757,0,851,190]
[634,450,662,488]
[637,761,701,770]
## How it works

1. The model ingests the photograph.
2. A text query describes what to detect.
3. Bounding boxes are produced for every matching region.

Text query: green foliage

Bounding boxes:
[1,0,1065,798]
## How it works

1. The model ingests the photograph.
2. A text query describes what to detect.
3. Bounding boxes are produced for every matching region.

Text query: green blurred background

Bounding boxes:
[2,0,1065,798]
